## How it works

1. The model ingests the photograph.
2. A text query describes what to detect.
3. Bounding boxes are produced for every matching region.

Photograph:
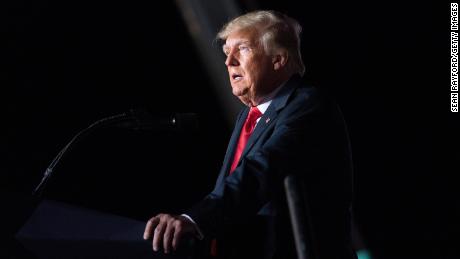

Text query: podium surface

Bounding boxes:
[16,199,193,259]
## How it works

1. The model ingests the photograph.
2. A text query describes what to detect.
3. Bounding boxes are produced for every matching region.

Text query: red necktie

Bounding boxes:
[211,106,262,257]
[230,106,262,174]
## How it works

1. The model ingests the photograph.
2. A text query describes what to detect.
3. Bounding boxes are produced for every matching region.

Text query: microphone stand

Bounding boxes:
[32,112,129,198]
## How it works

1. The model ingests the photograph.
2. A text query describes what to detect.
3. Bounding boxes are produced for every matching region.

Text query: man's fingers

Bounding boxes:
[152,220,166,251]
[163,221,175,253]
[172,221,184,251]
[144,216,160,240]
[144,214,196,254]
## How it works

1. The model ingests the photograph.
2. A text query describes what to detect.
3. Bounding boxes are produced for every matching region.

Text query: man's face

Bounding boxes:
[223,28,276,106]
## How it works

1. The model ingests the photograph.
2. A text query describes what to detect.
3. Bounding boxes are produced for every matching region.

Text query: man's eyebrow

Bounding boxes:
[223,40,252,51]
[236,40,251,45]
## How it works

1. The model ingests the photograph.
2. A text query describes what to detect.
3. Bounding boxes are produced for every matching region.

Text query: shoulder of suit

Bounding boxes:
[292,81,323,103]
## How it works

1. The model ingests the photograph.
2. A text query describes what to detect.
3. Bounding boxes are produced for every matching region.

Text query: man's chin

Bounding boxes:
[232,87,244,97]
[232,87,251,104]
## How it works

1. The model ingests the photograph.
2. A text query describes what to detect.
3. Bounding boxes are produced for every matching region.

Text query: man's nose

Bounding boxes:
[225,53,239,66]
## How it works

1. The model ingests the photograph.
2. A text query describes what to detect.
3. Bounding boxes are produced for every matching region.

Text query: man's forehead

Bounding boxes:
[223,29,259,47]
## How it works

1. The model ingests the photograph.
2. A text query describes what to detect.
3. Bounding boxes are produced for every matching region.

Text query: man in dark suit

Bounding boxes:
[144,10,356,259]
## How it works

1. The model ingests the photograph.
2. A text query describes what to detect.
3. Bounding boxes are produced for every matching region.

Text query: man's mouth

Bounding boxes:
[232,73,243,81]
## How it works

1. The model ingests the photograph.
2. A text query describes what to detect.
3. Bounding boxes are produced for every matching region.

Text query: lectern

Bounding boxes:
[16,199,193,259]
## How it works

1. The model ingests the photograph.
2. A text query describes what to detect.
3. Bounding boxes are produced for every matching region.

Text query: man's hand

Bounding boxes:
[143,214,196,254]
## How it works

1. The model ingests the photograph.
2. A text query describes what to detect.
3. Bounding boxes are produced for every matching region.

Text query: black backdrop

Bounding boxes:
[1,1,458,258]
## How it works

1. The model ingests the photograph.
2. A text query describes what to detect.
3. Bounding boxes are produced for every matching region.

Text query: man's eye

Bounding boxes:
[239,46,250,52]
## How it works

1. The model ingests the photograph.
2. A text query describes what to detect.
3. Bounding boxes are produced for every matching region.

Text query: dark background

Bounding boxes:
[1,1,458,258]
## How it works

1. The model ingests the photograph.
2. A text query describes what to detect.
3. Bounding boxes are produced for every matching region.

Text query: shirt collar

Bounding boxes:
[256,100,271,114]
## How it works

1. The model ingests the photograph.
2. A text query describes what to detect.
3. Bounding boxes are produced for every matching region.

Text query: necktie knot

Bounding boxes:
[245,106,262,132]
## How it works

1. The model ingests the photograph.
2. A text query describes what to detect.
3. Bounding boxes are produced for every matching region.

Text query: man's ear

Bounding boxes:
[272,51,288,70]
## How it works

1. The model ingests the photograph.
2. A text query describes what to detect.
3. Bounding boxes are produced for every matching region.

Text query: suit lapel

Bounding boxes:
[221,109,248,175]
[240,75,301,162]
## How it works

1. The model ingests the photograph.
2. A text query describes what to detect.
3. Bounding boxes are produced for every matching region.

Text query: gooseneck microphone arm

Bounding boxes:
[33,112,129,197]
[32,110,198,198]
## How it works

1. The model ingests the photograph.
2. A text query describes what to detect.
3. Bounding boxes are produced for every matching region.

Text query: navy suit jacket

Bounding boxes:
[187,75,356,259]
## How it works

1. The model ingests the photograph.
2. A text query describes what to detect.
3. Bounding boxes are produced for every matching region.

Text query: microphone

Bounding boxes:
[33,109,198,197]
[120,109,199,131]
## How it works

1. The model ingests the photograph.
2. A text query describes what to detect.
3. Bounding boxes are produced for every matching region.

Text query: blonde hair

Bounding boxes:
[217,10,305,76]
